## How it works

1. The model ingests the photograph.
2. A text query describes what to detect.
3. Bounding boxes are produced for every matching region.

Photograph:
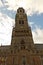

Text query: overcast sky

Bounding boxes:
[0,0,43,45]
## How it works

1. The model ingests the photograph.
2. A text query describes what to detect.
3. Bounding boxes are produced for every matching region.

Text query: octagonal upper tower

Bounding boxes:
[15,7,29,30]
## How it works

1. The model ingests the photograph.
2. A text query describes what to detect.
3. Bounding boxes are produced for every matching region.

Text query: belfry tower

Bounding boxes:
[11,7,41,65]
[11,7,34,50]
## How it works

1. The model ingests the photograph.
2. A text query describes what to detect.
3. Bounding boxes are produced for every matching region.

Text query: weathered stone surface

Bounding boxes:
[0,7,42,65]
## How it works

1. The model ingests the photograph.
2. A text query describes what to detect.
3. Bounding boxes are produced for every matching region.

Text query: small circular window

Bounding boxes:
[17,8,25,13]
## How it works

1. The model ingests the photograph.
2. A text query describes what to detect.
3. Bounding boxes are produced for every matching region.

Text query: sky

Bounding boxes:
[0,0,43,45]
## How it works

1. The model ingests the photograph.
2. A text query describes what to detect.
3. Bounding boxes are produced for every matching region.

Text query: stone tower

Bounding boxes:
[11,7,34,49]
[11,7,41,65]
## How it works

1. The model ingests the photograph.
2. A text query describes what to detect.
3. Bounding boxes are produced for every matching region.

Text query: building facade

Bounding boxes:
[0,7,43,65]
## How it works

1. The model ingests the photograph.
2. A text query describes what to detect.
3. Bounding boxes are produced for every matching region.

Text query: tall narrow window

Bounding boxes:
[21,40,25,49]
[22,56,26,65]
[22,20,24,24]
[19,20,21,24]
[19,20,24,24]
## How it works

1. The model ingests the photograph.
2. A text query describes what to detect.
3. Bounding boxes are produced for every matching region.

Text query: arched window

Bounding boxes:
[19,20,24,24]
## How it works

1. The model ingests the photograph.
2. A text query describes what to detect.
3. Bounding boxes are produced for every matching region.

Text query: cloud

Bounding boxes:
[0,12,14,45]
[1,0,43,16]
[28,21,34,29]
[0,0,3,6]
[5,0,43,15]
[1,0,8,4]
[28,12,43,44]
[0,0,16,45]
[32,27,43,44]
[0,0,43,45]
[0,6,16,19]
